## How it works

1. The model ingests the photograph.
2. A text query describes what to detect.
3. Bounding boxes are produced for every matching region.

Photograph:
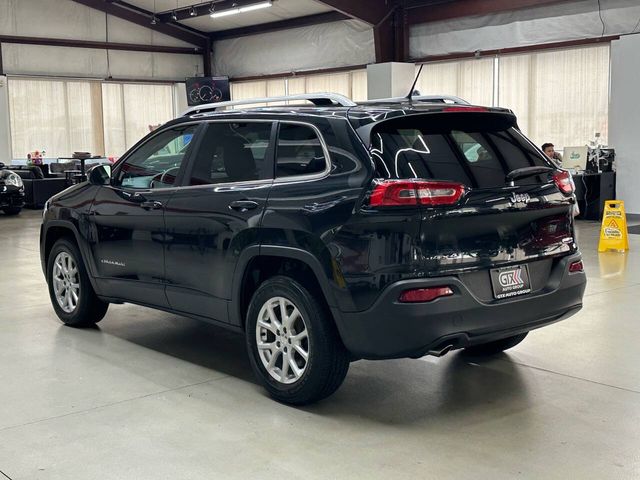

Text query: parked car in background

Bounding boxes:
[40,93,587,405]
[0,163,25,215]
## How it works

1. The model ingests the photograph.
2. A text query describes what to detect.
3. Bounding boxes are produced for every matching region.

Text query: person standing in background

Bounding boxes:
[542,143,563,166]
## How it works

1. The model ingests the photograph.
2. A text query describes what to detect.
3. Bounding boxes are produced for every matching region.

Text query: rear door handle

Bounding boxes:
[229,200,259,212]
[140,200,164,210]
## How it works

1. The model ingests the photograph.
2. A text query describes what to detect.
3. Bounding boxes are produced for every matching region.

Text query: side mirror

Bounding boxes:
[88,164,112,186]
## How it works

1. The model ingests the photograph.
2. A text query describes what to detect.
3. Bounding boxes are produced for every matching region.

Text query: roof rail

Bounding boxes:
[359,95,471,105]
[181,92,357,116]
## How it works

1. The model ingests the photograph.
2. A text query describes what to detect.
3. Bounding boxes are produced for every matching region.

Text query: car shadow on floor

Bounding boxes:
[306,353,532,426]
[79,308,258,385]
[64,305,532,425]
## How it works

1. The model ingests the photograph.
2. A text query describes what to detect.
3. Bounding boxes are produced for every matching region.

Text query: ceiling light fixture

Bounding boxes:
[189,6,197,16]
[171,10,178,21]
[210,1,272,18]
[151,15,159,24]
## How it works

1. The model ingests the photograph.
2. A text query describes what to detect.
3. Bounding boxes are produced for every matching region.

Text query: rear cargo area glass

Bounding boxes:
[370,113,551,188]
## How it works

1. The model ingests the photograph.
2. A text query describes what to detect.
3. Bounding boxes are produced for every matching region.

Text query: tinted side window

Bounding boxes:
[189,122,273,185]
[114,125,197,189]
[276,124,326,178]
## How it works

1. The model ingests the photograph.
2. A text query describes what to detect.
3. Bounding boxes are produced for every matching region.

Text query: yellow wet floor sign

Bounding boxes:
[598,200,629,252]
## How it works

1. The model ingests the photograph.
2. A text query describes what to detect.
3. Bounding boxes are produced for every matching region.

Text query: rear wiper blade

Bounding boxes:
[506,166,553,185]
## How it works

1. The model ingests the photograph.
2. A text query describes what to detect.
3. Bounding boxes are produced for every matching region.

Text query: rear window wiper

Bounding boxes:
[506,166,553,185]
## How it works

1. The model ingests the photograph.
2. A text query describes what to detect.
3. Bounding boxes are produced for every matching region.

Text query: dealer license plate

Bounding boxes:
[490,265,532,300]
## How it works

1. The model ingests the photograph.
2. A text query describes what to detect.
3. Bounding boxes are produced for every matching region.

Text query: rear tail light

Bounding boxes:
[399,287,454,303]
[569,260,584,273]
[369,180,465,207]
[553,170,574,195]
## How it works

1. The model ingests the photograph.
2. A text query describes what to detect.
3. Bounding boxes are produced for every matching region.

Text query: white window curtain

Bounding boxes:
[415,58,495,106]
[102,83,175,157]
[230,69,368,104]
[499,44,610,149]
[8,78,103,159]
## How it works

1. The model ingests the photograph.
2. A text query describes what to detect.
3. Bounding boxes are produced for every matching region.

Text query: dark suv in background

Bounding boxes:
[40,93,586,404]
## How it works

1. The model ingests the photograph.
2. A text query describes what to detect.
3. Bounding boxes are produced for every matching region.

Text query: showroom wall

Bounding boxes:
[212,20,375,78]
[409,0,640,58]
[610,34,640,214]
[0,0,204,79]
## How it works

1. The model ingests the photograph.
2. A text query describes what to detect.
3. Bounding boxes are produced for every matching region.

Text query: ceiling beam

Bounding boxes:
[70,0,208,47]
[406,0,573,24]
[211,11,350,41]
[313,0,395,26]
[0,35,202,55]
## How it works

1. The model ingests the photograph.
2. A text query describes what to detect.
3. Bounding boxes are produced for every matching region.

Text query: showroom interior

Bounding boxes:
[1,0,640,478]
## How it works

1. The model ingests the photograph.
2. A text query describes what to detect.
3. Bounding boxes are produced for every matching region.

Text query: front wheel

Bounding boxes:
[47,238,109,327]
[245,276,350,405]
[463,332,528,356]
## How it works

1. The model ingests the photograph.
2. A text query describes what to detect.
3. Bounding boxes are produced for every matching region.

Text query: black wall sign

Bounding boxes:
[186,77,230,106]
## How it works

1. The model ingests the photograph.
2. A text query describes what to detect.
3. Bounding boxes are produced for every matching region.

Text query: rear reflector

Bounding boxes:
[399,287,454,303]
[553,170,574,195]
[369,180,465,207]
[569,260,584,273]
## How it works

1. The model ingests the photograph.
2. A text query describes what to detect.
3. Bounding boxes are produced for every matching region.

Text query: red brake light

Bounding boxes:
[369,180,465,207]
[399,287,454,303]
[553,170,574,195]
[569,260,584,273]
[443,106,488,113]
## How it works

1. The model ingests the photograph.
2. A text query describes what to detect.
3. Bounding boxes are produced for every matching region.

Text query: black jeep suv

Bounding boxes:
[40,94,586,404]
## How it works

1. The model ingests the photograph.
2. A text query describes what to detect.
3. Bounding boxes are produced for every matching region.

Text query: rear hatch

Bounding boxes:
[356,109,576,292]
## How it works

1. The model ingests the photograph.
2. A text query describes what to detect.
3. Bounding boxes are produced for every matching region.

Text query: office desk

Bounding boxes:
[573,172,616,221]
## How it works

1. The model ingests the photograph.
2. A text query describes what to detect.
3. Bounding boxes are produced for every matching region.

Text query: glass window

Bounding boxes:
[188,122,273,185]
[371,114,550,188]
[114,125,197,189]
[276,124,326,178]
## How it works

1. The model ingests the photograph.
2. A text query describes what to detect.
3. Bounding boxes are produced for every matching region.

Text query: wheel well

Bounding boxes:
[44,227,77,267]
[239,256,332,329]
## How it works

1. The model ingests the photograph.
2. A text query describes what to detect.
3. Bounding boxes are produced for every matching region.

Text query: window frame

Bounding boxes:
[181,119,278,187]
[110,121,204,191]
[273,121,332,184]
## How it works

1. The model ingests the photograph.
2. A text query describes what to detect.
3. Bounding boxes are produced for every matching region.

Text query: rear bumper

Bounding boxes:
[335,253,586,359]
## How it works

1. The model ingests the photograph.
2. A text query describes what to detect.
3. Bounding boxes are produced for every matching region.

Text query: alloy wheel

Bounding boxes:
[255,296,310,385]
[52,251,80,314]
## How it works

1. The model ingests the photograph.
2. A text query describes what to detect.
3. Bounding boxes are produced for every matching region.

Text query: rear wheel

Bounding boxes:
[2,206,21,215]
[245,276,350,405]
[47,238,108,327]
[463,332,528,356]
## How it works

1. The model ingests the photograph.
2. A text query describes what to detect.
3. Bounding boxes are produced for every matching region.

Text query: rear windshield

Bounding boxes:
[369,113,551,188]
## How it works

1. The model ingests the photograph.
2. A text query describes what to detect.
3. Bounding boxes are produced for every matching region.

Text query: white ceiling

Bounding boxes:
[124,0,335,33]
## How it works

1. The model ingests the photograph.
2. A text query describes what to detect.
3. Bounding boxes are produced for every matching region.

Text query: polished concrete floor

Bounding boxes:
[1,210,639,480]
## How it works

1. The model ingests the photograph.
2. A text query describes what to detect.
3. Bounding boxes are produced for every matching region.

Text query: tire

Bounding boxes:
[2,206,21,215]
[463,332,528,356]
[46,238,108,327]
[245,276,350,405]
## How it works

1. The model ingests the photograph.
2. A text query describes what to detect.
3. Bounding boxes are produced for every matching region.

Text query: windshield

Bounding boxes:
[370,113,552,189]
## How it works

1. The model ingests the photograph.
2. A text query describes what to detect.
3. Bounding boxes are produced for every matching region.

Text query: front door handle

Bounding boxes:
[229,200,259,212]
[140,200,164,210]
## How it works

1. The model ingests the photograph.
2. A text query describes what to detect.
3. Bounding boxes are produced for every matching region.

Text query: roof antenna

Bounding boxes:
[406,64,424,101]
